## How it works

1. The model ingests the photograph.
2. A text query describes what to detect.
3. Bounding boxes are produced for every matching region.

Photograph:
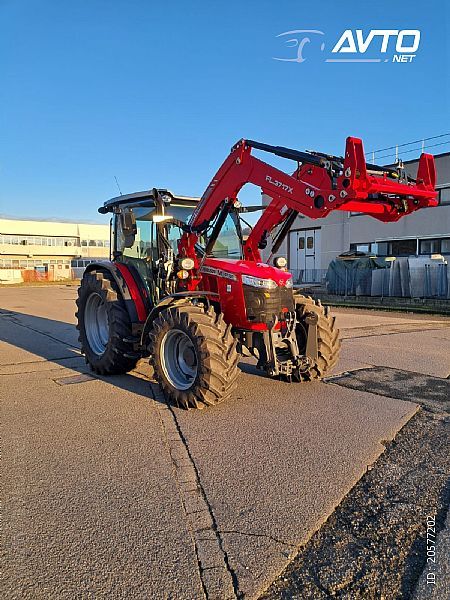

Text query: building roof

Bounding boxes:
[0,218,109,237]
[99,189,199,214]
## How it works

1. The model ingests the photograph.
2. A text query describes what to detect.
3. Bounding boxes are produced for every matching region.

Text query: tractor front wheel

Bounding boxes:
[293,294,341,381]
[149,304,239,409]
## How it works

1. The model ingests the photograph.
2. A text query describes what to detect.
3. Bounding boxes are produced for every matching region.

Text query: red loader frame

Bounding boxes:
[179,137,437,267]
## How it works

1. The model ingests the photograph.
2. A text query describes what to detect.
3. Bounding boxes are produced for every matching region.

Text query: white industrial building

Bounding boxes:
[0,218,110,283]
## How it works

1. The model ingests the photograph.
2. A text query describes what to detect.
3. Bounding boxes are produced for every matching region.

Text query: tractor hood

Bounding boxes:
[202,258,292,286]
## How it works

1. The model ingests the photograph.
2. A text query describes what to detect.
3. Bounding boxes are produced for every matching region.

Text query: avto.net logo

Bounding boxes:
[273,29,420,63]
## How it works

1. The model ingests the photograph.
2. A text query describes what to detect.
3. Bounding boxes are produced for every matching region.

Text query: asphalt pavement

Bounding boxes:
[1,286,449,599]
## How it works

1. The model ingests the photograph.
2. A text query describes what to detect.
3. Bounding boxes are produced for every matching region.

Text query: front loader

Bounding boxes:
[76,137,437,409]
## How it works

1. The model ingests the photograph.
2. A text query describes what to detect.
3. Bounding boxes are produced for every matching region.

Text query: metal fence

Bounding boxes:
[292,262,450,300]
[290,269,327,285]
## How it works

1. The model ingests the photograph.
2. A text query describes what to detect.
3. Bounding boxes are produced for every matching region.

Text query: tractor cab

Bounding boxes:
[99,189,199,302]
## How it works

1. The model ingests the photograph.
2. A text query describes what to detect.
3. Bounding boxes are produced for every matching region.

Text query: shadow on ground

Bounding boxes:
[0,308,264,404]
[0,308,169,402]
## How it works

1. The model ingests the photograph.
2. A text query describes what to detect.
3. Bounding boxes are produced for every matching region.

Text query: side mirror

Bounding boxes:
[120,209,137,248]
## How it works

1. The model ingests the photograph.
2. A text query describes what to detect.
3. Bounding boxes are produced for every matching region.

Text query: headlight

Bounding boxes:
[180,257,195,270]
[284,277,293,288]
[176,269,189,280]
[274,256,287,268]
[242,275,278,289]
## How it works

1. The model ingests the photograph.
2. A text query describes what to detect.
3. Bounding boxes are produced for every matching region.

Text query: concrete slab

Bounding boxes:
[1,286,435,598]
[2,368,204,599]
[0,285,78,324]
[342,330,450,378]
[0,318,80,367]
[0,289,80,367]
[333,309,450,331]
[174,370,417,598]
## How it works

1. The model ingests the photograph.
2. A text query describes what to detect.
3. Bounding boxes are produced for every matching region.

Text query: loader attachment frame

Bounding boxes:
[179,137,437,265]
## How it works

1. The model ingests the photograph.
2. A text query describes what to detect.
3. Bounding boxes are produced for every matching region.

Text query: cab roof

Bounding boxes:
[98,189,200,214]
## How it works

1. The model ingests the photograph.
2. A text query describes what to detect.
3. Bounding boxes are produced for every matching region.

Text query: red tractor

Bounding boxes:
[76,137,437,408]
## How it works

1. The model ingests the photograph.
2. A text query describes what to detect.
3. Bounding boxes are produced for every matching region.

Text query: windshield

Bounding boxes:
[208,213,242,259]
[116,203,193,258]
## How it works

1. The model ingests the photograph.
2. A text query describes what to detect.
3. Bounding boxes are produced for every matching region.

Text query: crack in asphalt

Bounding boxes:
[341,324,450,340]
[152,390,208,600]
[0,355,80,367]
[150,381,240,599]
[0,366,84,376]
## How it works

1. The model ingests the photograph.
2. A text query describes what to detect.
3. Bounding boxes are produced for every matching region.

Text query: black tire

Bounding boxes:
[76,270,139,375]
[293,294,341,381]
[149,303,239,409]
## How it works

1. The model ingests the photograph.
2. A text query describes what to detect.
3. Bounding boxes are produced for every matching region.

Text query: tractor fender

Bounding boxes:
[140,291,219,348]
[84,261,145,324]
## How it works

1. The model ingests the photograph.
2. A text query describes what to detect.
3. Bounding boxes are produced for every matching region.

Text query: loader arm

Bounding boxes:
[180,137,437,263]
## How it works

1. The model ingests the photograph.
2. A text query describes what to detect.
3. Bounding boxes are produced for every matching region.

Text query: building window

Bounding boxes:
[298,237,305,250]
[419,237,450,255]
[350,243,372,253]
[438,186,450,205]
[441,239,450,254]
[306,236,314,249]
[419,239,440,254]
[389,239,417,256]
[0,235,79,247]
[375,239,418,256]
[377,242,388,256]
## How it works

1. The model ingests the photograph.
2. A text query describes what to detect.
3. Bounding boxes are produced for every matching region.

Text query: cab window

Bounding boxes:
[210,213,242,259]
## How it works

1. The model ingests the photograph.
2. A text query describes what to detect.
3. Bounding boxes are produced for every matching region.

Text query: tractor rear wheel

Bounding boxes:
[293,294,341,381]
[149,304,239,409]
[76,270,139,375]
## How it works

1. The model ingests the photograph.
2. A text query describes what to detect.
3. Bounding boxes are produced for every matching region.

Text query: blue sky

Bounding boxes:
[1,0,449,222]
